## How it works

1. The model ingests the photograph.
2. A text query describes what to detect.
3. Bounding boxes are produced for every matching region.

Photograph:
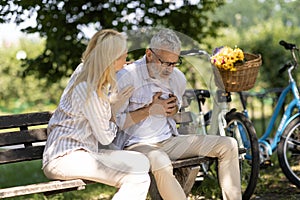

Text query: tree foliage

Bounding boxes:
[205,0,300,89]
[2,0,300,113]
[0,0,225,84]
[0,38,65,113]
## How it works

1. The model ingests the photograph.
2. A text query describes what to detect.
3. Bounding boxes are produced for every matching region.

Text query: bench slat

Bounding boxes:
[0,146,44,164]
[0,129,47,147]
[0,179,86,198]
[172,156,213,168]
[0,112,52,129]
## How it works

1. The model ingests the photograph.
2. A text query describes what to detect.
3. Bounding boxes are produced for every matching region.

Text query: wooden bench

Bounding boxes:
[0,111,212,199]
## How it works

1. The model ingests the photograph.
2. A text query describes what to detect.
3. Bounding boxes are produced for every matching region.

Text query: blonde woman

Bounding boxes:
[42,29,150,200]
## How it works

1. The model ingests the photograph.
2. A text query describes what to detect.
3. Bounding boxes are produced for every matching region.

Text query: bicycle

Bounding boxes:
[237,40,300,188]
[180,49,260,200]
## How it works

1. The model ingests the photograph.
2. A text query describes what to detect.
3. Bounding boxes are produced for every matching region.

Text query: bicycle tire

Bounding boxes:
[225,111,260,200]
[278,116,300,188]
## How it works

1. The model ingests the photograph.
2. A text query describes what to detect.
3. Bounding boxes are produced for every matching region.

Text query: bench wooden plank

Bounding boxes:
[0,112,52,129]
[172,156,212,168]
[0,129,47,147]
[0,146,44,164]
[0,179,86,198]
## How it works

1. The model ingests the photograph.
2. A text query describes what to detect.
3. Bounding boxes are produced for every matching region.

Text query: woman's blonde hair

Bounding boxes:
[74,29,127,99]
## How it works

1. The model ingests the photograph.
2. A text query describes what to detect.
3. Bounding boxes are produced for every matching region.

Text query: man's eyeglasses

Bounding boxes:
[149,48,182,67]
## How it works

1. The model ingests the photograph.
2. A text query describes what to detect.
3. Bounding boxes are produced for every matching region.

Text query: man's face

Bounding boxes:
[146,48,181,79]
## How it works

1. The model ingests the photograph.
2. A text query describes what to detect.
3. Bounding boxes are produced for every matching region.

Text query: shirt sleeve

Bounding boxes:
[73,82,117,145]
[115,70,133,129]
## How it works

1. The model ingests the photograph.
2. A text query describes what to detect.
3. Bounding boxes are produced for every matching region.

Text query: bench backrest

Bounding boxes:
[0,112,52,164]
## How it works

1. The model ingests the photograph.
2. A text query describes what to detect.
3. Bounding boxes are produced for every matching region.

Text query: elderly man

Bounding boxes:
[114,29,242,200]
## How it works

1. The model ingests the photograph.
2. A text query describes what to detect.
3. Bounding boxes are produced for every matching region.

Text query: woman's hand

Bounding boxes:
[110,86,134,114]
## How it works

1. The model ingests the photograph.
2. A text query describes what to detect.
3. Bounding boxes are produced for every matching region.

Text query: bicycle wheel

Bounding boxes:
[278,116,300,188]
[225,111,260,200]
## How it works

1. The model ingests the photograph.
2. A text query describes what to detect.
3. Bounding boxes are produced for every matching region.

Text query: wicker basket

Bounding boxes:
[213,53,262,92]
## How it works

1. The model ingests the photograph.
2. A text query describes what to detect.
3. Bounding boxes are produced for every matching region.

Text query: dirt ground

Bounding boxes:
[250,177,300,200]
[188,161,300,200]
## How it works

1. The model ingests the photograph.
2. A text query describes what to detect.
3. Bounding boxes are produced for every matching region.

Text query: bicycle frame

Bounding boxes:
[180,48,258,153]
[208,99,229,136]
[258,78,300,155]
[181,48,260,199]
[181,41,300,196]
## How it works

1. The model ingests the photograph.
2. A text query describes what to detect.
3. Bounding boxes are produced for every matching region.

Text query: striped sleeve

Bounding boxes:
[74,83,117,145]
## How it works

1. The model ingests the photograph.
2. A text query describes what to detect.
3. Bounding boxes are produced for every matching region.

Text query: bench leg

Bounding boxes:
[174,166,200,196]
[148,166,200,199]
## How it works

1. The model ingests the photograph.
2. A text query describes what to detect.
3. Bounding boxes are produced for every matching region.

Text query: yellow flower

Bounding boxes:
[211,46,244,71]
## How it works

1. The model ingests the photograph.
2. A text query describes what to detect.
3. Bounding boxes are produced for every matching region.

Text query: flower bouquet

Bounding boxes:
[211,46,262,92]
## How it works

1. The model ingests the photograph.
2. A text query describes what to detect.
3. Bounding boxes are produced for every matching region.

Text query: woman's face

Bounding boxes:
[114,52,128,72]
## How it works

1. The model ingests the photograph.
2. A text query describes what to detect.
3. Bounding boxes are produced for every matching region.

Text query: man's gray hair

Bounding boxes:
[150,29,181,54]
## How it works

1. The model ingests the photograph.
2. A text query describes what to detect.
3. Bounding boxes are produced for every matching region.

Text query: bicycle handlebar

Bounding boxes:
[278,40,299,74]
[180,49,210,57]
[279,40,299,51]
[278,63,292,74]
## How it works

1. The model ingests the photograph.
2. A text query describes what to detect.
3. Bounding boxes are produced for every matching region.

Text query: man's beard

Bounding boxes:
[148,63,170,81]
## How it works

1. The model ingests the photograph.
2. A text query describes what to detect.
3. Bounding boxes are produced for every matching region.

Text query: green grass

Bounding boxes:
[0,160,117,200]
[1,155,299,199]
